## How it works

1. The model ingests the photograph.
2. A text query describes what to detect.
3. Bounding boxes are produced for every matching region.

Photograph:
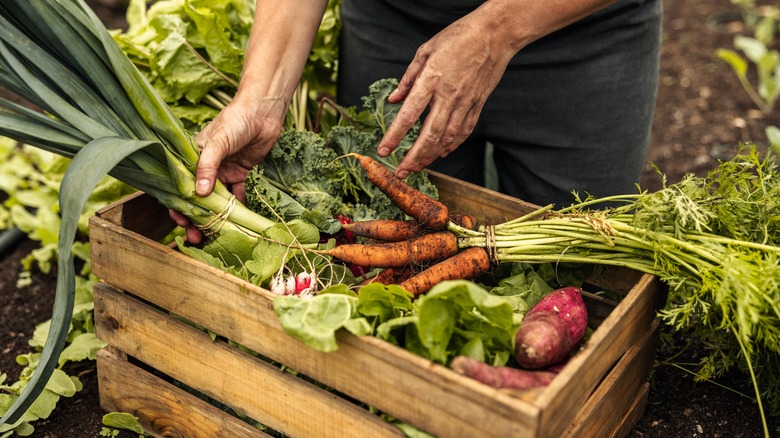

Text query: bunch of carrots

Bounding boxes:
[322,153,493,295]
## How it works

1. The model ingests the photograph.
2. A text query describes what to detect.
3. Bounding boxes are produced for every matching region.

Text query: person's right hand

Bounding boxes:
[169,94,287,244]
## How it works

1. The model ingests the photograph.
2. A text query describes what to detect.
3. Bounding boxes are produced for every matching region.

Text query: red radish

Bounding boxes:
[451,355,558,390]
[335,214,356,243]
[295,272,314,295]
[514,286,588,369]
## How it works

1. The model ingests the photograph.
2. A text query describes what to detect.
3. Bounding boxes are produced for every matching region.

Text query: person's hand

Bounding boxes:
[377,9,519,179]
[169,95,286,243]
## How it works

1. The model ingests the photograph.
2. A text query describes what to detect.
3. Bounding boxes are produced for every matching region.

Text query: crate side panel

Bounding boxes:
[97,349,268,438]
[94,284,404,438]
[90,223,542,436]
[564,320,660,437]
[533,274,663,438]
[609,383,650,438]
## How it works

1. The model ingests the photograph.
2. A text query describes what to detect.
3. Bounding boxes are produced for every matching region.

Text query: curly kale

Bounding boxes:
[245,78,439,231]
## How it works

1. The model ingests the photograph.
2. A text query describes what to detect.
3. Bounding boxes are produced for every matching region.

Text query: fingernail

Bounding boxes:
[196,178,210,194]
[378,147,390,156]
[397,169,410,179]
[390,88,399,97]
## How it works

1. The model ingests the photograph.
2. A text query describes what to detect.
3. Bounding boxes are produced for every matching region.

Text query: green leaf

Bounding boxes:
[415,299,456,364]
[26,389,59,421]
[767,125,780,147]
[458,337,486,362]
[59,333,107,365]
[734,35,767,63]
[717,48,749,78]
[356,283,414,325]
[376,315,417,343]
[102,412,145,435]
[43,369,77,398]
[272,294,357,352]
[202,229,258,267]
[245,240,293,283]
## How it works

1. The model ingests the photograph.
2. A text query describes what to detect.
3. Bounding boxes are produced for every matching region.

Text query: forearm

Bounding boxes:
[478,0,618,53]
[233,0,329,118]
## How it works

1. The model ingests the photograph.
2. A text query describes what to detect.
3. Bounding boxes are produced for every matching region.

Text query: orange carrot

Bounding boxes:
[399,247,491,296]
[450,213,478,230]
[323,231,459,269]
[358,265,418,286]
[348,153,449,229]
[341,219,425,242]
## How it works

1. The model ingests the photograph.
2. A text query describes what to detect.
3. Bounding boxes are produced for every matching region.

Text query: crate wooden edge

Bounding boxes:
[94,283,405,438]
[90,182,660,437]
[97,349,270,438]
[563,319,660,437]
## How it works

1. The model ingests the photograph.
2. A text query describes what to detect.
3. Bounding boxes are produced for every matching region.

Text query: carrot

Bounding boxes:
[514,286,588,369]
[341,219,425,242]
[323,231,458,269]
[399,247,491,296]
[449,213,478,231]
[348,153,449,229]
[450,355,558,390]
[358,265,417,287]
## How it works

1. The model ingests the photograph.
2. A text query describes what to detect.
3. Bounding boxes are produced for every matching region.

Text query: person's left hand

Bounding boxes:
[377,7,520,179]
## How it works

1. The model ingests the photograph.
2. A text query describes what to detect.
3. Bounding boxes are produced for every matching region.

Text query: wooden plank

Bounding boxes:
[427,171,539,224]
[564,320,660,437]
[610,383,650,438]
[97,349,268,438]
[94,191,175,242]
[94,283,405,438]
[90,216,542,437]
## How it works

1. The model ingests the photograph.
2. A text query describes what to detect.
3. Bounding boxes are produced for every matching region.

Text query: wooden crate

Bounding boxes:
[90,172,665,438]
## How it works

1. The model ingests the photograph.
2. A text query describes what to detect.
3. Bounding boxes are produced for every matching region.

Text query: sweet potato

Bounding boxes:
[514,286,588,369]
[450,355,558,390]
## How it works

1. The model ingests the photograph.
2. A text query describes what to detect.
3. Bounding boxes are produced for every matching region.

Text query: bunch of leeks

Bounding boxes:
[0,0,280,425]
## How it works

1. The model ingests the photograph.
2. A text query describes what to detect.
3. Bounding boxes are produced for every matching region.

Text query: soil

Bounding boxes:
[1,0,779,437]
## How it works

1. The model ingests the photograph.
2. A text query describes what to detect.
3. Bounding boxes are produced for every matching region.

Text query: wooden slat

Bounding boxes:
[94,283,404,438]
[564,320,660,437]
[428,171,539,224]
[609,383,651,438]
[94,191,175,242]
[97,349,268,438]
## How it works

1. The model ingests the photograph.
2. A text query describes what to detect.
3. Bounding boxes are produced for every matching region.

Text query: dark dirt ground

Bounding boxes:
[2,0,780,437]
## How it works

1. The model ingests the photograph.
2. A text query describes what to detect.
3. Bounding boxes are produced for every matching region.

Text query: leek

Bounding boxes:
[0,0,280,424]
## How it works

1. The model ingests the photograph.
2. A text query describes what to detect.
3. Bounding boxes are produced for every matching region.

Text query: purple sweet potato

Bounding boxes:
[514,286,588,369]
[450,355,558,390]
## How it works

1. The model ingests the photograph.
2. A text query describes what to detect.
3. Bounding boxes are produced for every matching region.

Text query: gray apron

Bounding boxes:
[337,0,662,207]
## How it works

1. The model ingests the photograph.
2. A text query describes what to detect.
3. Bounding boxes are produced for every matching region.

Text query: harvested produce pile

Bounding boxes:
[302,149,780,433]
